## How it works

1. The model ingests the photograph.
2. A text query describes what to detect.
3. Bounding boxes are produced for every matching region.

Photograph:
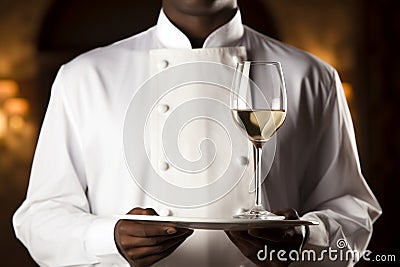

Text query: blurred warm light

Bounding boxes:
[0,109,6,138]
[9,115,25,131]
[342,82,353,102]
[3,98,29,116]
[0,79,19,100]
[313,50,336,68]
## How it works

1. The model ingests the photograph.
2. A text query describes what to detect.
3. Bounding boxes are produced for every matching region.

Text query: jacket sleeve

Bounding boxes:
[297,70,382,266]
[12,66,127,266]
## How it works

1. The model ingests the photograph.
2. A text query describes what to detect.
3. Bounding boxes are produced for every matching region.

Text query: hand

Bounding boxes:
[225,208,308,267]
[114,208,193,267]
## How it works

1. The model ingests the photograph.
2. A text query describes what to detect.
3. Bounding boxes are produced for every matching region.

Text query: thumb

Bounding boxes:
[127,207,159,216]
[273,208,299,220]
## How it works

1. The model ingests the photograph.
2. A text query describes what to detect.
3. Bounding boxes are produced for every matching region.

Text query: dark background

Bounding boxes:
[0,0,398,266]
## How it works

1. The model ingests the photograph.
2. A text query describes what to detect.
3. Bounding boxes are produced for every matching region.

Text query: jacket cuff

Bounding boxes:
[84,216,128,265]
[300,212,330,250]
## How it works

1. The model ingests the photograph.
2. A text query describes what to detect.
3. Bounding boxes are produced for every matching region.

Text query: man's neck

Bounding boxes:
[162,5,237,48]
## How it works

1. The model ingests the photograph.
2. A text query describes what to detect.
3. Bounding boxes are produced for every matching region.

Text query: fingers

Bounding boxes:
[225,209,305,267]
[115,207,194,266]
[126,231,192,260]
[248,208,301,242]
[132,239,186,267]
[128,207,159,216]
[225,231,267,265]
[226,230,265,248]
[248,227,302,244]
[226,228,303,266]
[118,221,178,237]
[120,229,193,248]
[273,208,299,220]
[120,208,180,237]
[248,228,287,242]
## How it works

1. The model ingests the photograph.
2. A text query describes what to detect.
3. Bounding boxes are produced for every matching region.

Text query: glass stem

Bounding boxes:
[254,144,263,209]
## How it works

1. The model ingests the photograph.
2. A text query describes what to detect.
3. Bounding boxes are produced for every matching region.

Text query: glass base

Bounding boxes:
[233,206,285,220]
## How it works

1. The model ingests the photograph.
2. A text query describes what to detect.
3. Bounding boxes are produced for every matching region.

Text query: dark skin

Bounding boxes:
[114,1,307,266]
[115,208,193,267]
[226,209,307,266]
[162,0,238,48]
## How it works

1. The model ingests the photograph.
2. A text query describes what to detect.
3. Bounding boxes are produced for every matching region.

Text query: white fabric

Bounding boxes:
[13,9,381,267]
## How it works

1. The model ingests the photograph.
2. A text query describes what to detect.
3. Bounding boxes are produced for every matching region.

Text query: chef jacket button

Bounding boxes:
[159,208,172,216]
[157,104,169,113]
[158,60,169,69]
[159,161,169,171]
[238,156,249,166]
[232,55,243,65]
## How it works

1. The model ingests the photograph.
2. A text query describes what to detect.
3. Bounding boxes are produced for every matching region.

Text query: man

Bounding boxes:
[14,0,381,266]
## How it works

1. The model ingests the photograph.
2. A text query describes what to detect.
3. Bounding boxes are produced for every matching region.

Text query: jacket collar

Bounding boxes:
[155,9,244,49]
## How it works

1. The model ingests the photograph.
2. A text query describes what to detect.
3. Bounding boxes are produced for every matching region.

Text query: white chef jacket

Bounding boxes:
[13,9,381,267]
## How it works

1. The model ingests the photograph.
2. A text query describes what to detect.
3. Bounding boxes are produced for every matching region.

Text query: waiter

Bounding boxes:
[13,0,381,266]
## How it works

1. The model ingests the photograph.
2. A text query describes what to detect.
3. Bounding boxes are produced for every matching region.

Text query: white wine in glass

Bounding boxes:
[231,61,287,219]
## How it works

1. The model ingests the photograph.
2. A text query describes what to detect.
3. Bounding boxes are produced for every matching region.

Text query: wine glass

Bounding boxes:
[230,61,287,219]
